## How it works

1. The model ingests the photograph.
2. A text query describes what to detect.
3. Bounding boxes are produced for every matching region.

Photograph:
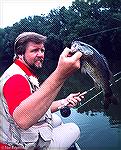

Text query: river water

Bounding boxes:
[56,68,121,150]
[1,60,121,150]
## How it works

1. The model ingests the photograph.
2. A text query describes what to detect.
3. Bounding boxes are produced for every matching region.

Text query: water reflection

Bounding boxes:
[56,70,121,150]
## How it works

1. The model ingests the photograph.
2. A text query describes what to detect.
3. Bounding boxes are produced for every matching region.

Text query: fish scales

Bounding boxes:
[71,41,118,109]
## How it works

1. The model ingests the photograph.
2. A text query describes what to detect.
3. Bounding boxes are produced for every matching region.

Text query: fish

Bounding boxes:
[71,41,118,109]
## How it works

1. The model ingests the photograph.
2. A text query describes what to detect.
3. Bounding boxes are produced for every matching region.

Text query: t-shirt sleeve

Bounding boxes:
[3,74,31,116]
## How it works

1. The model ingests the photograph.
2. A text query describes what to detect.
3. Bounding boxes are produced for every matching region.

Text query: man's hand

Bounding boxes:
[60,92,86,108]
[55,47,82,80]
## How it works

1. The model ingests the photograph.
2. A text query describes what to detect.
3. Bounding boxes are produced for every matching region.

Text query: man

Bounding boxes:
[0,32,84,150]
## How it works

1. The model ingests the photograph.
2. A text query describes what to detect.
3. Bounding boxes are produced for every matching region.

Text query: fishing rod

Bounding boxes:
[113,70,121,77]
[60,70,121,117]
[76,70,121,110]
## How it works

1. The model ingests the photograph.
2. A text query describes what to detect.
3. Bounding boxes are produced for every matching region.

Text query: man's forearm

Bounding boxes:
[13,48,82,129]
[13,69,65,129]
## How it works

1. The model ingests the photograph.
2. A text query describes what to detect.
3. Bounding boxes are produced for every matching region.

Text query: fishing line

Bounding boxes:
[79,26,121,39]
[113,70,121,77]
[76,90,103,109]
[115,76,121,83]
[75,70,121,110]
[60,71,121,117]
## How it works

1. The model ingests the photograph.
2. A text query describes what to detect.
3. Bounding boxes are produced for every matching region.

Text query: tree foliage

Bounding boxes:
[0,0,121,75]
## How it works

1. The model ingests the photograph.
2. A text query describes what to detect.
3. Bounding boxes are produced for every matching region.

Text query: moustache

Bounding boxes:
[34,58,44,63]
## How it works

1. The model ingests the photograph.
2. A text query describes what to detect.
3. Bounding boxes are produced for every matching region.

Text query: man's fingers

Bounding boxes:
[61,47,82,60]
[68,98,77,105]
[61,47,71,56]
[70,92,80,97]
[71,51,82,61]
[79,91,87,97]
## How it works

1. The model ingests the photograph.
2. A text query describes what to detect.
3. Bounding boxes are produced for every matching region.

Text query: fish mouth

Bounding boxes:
[71,41,94,56]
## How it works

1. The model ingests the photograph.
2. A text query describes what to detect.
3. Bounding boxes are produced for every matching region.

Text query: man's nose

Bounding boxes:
[37,50,44,57]
[38,50,44,55]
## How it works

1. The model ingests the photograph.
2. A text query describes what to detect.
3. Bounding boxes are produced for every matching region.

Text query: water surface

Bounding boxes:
[57,70,121,150]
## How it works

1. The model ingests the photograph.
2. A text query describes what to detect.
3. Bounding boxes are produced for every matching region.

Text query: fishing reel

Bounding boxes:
[60,106,71,117]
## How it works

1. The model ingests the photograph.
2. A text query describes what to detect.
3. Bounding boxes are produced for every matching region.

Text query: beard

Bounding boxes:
[23,55,43,76]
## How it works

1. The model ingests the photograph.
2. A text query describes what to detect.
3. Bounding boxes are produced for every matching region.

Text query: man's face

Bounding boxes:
[23,42,45,70]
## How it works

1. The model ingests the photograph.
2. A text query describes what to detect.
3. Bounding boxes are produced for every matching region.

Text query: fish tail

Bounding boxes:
[104,94,118,109]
